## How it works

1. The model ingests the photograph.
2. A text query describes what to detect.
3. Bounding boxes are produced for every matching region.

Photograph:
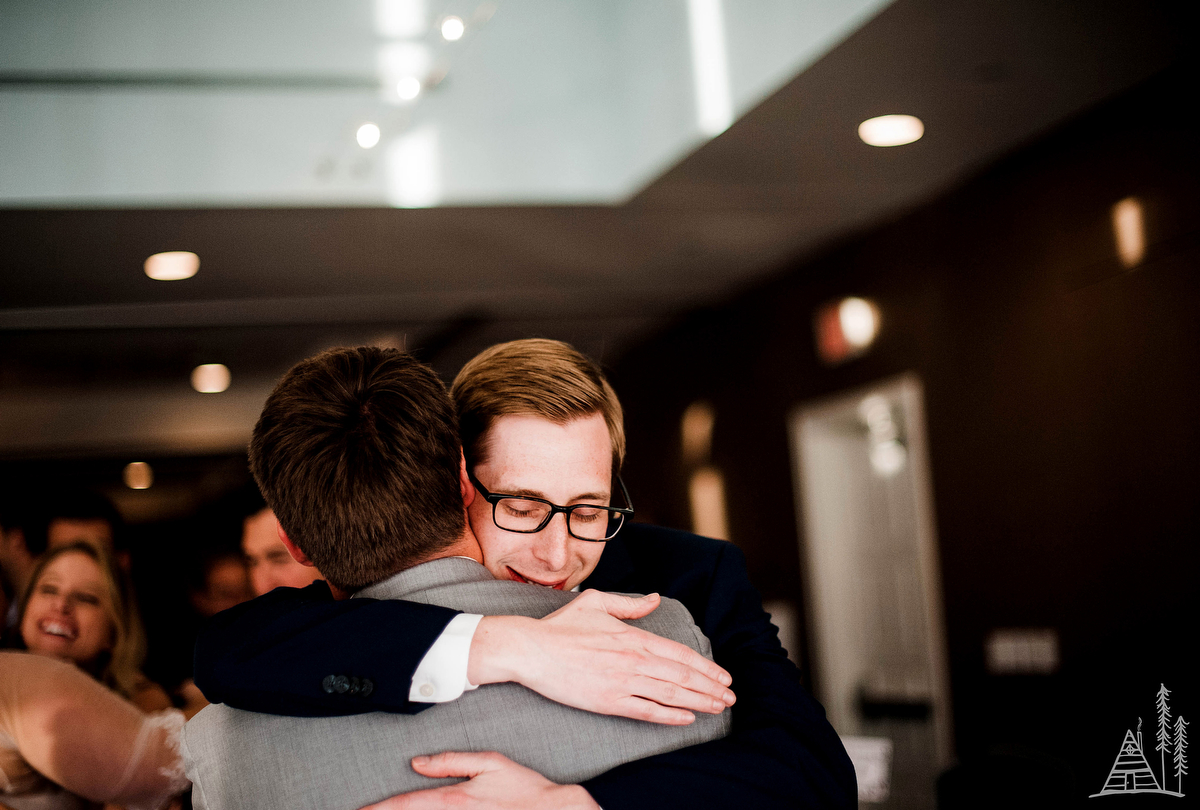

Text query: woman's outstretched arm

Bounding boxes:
[0,652,187,810]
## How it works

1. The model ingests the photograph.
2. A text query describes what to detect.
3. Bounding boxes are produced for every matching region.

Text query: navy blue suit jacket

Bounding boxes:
[194,524,856,809]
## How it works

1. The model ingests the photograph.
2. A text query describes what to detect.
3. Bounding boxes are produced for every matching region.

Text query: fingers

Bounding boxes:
[358,787,451,810]
[625,669,733,715]
[615,696,697,726]
[640,631,733,689]
[583,589,660,620]
[410,751,507,779]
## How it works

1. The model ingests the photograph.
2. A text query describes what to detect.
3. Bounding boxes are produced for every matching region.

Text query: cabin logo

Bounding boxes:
[1091,684,1188,798]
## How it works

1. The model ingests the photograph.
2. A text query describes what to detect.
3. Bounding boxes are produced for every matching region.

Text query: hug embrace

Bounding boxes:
[186,339,856,809]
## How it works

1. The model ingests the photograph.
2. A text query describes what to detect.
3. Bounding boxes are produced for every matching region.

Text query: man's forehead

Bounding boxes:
[480,413,613,501]
[484,412,612,460]
[47,517,113,547]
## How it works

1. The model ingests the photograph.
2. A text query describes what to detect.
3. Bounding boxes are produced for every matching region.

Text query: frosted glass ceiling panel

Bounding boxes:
[0,0,889,207]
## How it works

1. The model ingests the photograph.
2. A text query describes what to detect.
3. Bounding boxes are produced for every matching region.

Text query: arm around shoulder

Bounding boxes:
[193,582,461,716]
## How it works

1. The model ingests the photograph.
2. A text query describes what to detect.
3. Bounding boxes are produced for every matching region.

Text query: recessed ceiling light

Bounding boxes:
[858,114,924,147]
[839,297,880,348]
[441,16,465,41]
[144,251,199,281]
[123,461,154,490]
[356,122,381,149]
[814,297,881,364]
[396,76,421,100]
[1112,196,1145,268]
[192,363,231,393]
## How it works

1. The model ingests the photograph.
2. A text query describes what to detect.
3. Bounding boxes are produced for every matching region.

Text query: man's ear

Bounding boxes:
[276,525,316,568]
[459,450,475,508]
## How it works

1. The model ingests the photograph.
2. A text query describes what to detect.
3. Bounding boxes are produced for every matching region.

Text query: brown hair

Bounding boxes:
[19,541,147,700]
[451,339,625,473]
[248,347,465,591]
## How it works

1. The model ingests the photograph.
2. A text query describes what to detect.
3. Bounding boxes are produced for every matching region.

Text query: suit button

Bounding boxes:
[331,675,351,694]
[419,682,435,698]
[360,678,374,697]
[348,677,362,695]
[322,675,337,694]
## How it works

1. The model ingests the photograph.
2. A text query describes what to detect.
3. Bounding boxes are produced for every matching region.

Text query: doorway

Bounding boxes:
[788,374,951,808]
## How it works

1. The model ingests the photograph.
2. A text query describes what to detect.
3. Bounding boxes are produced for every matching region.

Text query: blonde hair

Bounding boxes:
[19,541,148,700]
[451,339,626,473]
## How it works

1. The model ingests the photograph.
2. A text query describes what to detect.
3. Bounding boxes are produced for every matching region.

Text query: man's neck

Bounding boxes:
[327,528,483,600]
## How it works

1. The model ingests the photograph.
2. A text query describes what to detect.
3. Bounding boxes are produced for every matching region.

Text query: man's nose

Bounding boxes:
[532,513,571,571]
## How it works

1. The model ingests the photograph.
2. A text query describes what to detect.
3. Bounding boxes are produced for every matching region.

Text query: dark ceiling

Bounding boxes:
[0,0,1188,460]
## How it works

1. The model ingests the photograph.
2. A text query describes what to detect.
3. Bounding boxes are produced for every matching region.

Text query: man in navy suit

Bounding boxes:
[196,340,855,809]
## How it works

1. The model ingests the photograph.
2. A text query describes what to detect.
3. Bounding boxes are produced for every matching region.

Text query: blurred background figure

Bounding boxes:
[188,549,252,619]
[0,491,38,636]
[22,489,129,570]
[242,506,322,596]
[11,541,170,713]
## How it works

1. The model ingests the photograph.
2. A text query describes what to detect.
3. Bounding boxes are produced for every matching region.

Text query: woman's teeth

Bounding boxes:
[40,620,76,639]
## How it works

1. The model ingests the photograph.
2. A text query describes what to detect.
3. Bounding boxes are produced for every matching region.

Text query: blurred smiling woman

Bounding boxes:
[0,544,185,810]
[17,542,170,713]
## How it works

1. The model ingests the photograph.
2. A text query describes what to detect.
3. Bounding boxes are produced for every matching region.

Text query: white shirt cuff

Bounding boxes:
[409,613,484,703]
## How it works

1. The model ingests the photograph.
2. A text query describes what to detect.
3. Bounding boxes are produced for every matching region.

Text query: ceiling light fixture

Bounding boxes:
[356,123,382,149]
[191,363,231,393]
[858,114,924,147]
[839,297,880,348]
[144,251,199,281]
[396,76,421,100]
[123,461,154,490]
[441,15,465,40]
[814,297,881,364]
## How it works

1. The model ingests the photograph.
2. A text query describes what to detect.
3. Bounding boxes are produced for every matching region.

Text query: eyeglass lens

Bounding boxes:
[493,497,622,540]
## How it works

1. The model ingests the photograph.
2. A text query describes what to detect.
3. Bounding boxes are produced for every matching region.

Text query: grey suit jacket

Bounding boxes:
[183,558,730,810]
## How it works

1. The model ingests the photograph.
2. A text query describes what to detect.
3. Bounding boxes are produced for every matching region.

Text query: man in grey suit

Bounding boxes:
[182,347,729,810]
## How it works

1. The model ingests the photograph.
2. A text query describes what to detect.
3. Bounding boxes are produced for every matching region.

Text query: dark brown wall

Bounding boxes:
[612,64,1198,779]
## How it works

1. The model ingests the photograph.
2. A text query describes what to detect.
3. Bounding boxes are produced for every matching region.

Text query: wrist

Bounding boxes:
[554,784,602,810]
[466,615,536,686]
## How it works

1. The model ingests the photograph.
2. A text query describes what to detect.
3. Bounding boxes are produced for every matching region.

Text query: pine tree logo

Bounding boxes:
[1091,684,1187,798]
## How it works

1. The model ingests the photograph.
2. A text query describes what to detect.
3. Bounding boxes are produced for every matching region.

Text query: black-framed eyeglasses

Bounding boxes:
[468,472,634,542]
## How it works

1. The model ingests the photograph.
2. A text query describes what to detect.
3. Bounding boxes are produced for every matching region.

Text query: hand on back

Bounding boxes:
[358,752,598,810]
[468,589,735,725]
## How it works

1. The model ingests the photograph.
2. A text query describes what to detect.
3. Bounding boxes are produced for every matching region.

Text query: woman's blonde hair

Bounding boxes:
[18,541,148,700]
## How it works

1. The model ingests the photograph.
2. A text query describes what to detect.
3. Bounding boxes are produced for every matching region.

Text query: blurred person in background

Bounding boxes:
[242,506,322,595]
[170,548,253,718]
[22,489,130,573]
[189,549,252,619]
[0,495,40,636]
[14,542,171,714]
